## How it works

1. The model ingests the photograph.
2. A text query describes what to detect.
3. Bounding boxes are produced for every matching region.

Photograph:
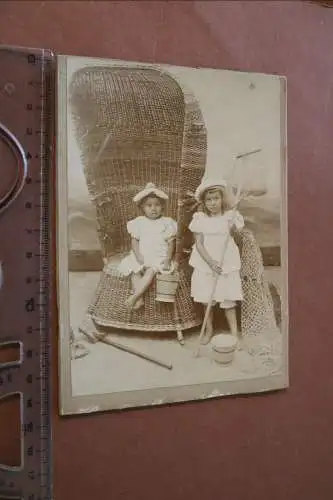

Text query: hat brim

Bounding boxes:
[194,181,227,202]
[133,188,169,204]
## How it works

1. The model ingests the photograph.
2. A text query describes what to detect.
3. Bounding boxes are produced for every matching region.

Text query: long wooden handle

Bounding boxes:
[94,332,173,370]
[235,148,262,159]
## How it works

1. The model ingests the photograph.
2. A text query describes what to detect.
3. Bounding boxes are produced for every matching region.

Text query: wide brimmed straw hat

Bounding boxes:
[133,182,169,204]
[194,178,228,202]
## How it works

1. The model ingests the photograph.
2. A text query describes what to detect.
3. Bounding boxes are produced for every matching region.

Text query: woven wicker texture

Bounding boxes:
[233,228,278,335]
[69,66,206,332]
[88,261,201,332]
[69,65,279,337]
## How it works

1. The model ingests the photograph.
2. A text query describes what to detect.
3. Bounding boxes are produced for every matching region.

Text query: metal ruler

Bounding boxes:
[0,45,53,500]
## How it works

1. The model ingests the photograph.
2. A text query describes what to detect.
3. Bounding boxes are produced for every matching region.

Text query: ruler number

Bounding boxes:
[24,421,33,434]
[27,54,36,64]
[26,127,42,137]
[27,445,34,457]
[26,127,42,136]
[0,373,11,385]
[26,103,42,111]
[26,373,33,384]
[26,349,33,359]
[28,80,42,89]
[27,397,33,408]
[25,298,36,312]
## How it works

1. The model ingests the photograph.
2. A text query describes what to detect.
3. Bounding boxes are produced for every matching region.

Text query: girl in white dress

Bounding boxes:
[118,183,178,310]
[188,178,244,344]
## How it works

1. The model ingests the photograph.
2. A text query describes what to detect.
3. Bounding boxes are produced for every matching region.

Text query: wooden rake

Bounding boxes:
[193,148,263,357]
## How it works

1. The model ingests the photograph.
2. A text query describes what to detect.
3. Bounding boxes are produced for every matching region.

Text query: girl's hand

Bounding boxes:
[162,259,171,271]
[137,253,145,266]
[210,260,223,275]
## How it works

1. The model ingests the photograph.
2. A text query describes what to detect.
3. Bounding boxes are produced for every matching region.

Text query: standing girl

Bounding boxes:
[117,183,178,310]
[188,178,244,344]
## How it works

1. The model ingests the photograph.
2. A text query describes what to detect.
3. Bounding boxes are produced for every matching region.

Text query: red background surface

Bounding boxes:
[1,1,333,499]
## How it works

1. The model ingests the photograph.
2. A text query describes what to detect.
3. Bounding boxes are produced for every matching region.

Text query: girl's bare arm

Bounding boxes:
[194,233,222,274]
[163,238,176,270]
[131,237,144,265]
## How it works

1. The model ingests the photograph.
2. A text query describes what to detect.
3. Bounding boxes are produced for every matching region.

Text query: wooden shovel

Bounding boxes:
[80,328,173,371]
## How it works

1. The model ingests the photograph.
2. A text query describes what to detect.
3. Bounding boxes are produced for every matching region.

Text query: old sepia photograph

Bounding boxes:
[56,55,288,415]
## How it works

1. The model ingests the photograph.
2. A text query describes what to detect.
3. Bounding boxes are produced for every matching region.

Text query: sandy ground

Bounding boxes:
[68,268,282,397]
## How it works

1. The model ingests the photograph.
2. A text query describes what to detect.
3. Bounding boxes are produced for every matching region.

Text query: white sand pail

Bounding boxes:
[155,272,179,303]
[211,334,238,365]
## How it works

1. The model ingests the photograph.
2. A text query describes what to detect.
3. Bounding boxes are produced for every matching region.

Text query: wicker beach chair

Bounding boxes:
[69,66,207,343]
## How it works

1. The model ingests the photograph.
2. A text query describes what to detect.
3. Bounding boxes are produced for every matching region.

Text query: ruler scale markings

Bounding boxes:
[0,46,53,500]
